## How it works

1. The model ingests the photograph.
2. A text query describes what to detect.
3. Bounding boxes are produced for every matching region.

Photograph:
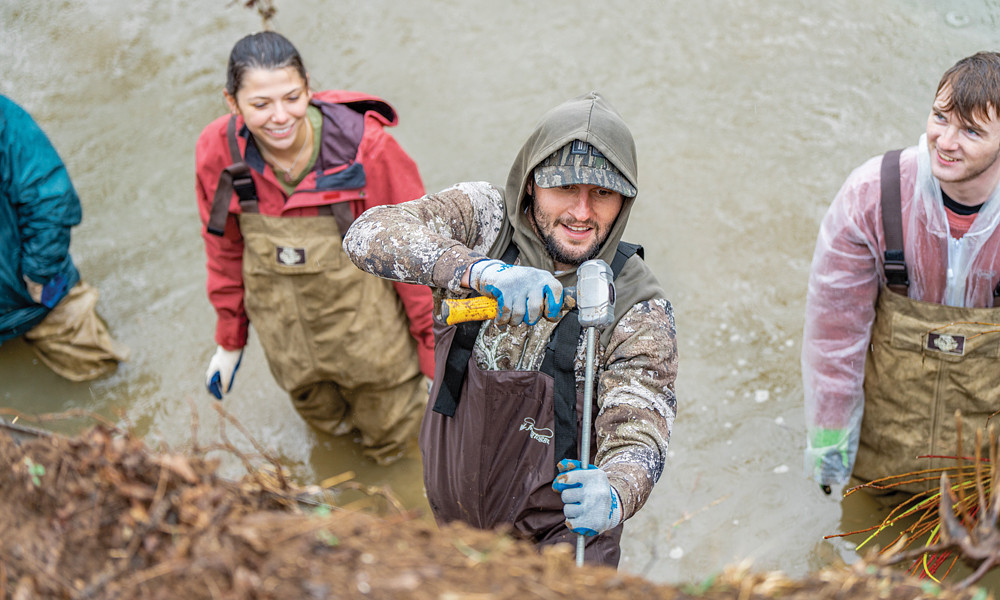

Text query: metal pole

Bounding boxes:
[576,325,597,567]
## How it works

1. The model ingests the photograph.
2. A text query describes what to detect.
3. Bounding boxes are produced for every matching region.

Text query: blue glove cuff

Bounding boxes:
[552,459,623,536]
[468,259,504,293]
[40,274,68,309]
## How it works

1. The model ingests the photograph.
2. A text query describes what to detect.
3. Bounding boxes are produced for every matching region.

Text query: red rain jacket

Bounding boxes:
[195,90,434,377]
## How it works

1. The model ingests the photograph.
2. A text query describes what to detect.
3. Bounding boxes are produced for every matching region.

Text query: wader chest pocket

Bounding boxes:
[890,311,1000,361]
[243,229,346,275]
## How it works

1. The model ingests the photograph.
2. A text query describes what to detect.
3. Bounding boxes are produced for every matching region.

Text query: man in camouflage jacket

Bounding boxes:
[343,91,677,567]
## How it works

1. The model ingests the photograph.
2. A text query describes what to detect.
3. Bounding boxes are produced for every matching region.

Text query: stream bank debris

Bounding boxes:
[830,411,1000,590]
[0,413,992,599]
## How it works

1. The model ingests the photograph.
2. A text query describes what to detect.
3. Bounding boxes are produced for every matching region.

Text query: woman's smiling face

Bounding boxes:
[225,66,311,156]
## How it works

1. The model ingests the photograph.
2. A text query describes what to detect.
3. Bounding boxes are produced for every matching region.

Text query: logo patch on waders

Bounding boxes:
[926,332,965,356]
[519,417,553,445]
[277,246,306,266]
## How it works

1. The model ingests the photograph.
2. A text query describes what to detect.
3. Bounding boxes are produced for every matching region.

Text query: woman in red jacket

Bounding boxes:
[195,31,433,465]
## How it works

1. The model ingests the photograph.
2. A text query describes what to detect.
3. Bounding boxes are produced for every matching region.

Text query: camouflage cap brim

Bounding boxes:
[532,140,637,198]
[533,165,637,198]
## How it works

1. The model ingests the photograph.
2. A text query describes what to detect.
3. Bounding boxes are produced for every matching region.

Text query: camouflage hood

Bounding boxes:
[492,91,663,342]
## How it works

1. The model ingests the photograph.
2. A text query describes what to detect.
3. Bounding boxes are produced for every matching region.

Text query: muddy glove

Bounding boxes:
[205,346,244,400]
[468,259,563,326]
[24,274,68,309]
[811,427,850,494]
[552,458,623,536]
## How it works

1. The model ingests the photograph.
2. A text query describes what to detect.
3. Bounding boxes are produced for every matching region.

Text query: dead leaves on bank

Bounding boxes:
[0,406,992,599]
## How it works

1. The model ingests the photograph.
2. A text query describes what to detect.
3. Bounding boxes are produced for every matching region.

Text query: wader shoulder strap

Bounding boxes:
[880,149,909,296]
[880,150,1000,305]
[316,202,357,239]
[612,241,643,274]
[431,243,522,417]
[208,116,357,238]
[430,320,480,418]
[206,115,259,236]
[540,240,644,466]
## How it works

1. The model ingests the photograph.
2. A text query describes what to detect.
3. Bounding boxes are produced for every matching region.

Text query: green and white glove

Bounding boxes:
[810,427,850,493]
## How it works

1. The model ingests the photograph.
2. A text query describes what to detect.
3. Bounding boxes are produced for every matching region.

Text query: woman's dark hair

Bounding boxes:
[225,31,308,97]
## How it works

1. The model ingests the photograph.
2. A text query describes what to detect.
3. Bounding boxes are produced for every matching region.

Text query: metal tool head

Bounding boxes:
[575,259,615,328]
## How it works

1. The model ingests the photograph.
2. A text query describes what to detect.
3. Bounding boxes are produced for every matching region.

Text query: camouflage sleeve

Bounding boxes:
[343,181,506,292]
[594,297,678,521]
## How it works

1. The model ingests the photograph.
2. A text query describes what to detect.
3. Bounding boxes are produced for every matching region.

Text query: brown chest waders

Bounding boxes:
[421,241,640,567]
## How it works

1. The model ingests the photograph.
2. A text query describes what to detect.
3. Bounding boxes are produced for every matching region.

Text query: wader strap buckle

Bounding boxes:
[884,249,909,294]
[206,116,260,236]
[232,170,259,214]
[880,149,909,297]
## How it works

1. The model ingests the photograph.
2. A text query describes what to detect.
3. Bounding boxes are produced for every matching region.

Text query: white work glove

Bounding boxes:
[552,459,623,536]
[468,259,563,325]
[205,346,244,400]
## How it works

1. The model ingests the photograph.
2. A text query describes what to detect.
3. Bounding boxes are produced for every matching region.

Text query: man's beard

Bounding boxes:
[531,202,604,267]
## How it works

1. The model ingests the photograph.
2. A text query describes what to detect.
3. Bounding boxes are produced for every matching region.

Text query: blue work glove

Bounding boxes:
[468,259,563,326]
[205,346,244,400]
[552,458,623,536]
[810,427,850,494]
[24,274,68,309]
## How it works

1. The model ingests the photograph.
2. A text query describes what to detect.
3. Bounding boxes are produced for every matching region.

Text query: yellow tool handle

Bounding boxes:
[441,296,498,325]
[441,290,576,325]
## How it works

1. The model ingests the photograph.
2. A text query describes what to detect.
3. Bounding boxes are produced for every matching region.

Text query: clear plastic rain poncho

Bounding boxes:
[802,134,1000,486]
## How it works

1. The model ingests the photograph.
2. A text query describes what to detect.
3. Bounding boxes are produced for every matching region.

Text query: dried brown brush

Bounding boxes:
[829,413,1000,589]
[233,0,276,28]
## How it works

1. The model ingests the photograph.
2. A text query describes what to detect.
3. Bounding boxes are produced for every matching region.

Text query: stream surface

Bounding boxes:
[3,0,1000,587]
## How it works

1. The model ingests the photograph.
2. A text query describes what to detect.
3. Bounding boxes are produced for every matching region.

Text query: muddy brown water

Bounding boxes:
[2,0,1000,589]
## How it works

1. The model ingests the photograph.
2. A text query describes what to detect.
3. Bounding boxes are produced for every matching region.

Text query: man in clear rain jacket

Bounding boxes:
[344,91,677,566]
[803,52,1000,495]
[0,95,127,381]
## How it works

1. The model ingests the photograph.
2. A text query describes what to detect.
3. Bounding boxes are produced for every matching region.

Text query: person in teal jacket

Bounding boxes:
[0,95,127,381]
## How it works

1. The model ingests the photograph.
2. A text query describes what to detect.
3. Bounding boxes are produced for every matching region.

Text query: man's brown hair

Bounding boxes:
[936,51,1000,127]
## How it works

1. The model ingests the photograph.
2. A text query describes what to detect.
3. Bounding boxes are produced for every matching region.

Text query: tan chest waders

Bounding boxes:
[853,149,1000,494]
[209,114,425,464]
[24,281,128,381]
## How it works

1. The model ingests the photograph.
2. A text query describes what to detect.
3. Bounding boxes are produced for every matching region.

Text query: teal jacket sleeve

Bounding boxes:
[0,95,81,340]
